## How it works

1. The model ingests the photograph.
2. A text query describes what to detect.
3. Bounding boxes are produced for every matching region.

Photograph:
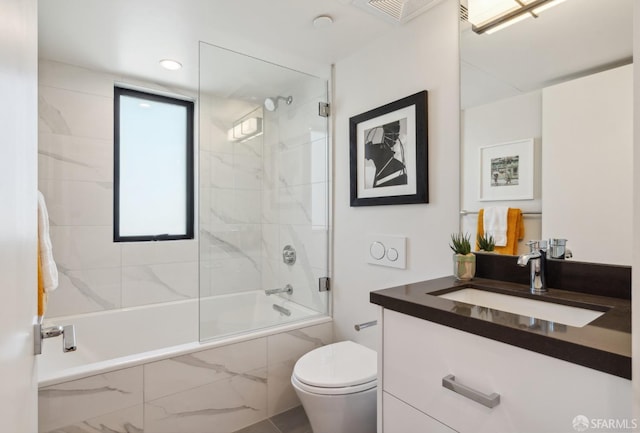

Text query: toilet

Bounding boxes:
[291,340,377,433]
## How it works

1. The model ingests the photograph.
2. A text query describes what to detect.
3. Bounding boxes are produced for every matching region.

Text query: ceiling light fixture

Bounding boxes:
[469,0,567,35]
[159,59,183,70]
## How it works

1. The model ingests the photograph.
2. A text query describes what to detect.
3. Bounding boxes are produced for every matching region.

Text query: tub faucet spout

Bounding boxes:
[517,240,548,294]
[34,322,77,355]
[265,284,293,296]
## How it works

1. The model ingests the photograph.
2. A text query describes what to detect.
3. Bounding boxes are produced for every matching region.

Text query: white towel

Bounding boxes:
[38,191,58,292]
[483,206,509,247]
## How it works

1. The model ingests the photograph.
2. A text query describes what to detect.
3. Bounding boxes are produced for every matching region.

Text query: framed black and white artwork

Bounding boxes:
[349,90,428,206]
[478,138,534,201]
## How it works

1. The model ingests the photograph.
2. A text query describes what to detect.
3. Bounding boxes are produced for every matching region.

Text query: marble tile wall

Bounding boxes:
[40,58,330,321]
[39,321,332,433]
[261,81,330,315]
[199,76,330,315]
[38,60,199,318]
[199,96,264,299]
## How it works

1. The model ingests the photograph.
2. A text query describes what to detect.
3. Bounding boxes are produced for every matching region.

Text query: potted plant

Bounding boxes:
[450,233,475,281]
[477,233,495,252]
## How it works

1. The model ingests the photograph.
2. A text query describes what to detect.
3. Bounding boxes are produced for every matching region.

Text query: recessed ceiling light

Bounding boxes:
[159,59,182,70]
[313,15,334,28]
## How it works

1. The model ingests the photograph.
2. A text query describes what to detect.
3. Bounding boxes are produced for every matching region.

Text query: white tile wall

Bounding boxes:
[144,338,267,401]
[38,87,113,139]
[49,267,121,316]
[120,240,198,266]
[38,179,113,227]
[279,183,327,227]
[38,60,116,97]
[38,321,333,433]
[49,226,120,270]
[121,262,198,307]
[38,60,199,318]
[39,366,143,432]
[41,405,144,433]
[208,256,262,296]
[38,133,112,182]
[278,137,328,187]
[233,152,263,191]
[144,370,268,433]
[198,65,330,319]
[209,153,236,189]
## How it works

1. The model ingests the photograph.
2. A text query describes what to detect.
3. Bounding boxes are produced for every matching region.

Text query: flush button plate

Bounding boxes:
[370,241,385,260]
[366,234,406,269]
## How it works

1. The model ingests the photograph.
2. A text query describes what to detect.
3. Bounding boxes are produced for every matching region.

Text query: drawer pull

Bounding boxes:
[442,374,500,408]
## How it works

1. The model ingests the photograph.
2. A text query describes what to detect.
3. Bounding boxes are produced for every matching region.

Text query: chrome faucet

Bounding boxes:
[517,240,548,294]
[265,284,293,296]
[34,321,77,355]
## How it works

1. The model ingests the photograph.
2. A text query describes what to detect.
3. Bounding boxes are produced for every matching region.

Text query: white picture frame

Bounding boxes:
[479,138,534,201]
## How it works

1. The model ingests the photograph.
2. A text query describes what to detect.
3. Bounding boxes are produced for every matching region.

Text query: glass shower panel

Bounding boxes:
[198,42,330,341]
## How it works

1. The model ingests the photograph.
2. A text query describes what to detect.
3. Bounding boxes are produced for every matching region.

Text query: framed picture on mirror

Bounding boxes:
[349,90,428,207]
[479,138,534,201]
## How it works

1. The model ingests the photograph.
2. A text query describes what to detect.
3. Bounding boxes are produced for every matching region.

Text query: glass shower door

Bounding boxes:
[198,42,330,341]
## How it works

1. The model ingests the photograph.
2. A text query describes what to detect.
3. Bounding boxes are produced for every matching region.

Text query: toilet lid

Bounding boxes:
[293,340,377,388]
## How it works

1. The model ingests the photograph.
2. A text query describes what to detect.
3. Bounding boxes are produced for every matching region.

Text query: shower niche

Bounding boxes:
[198,42,331,341]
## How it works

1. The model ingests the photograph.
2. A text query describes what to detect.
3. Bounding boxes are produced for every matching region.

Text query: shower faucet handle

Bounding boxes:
[63,324,77,352]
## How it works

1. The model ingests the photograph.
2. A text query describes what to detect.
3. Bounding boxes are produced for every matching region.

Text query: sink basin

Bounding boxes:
[438,288,605,327]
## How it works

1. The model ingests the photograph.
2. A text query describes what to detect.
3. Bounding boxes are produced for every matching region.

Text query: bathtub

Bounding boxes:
[39,290,325,386]
[38,290,331,433]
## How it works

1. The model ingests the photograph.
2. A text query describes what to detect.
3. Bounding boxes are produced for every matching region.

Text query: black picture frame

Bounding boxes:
[349,90,428,207]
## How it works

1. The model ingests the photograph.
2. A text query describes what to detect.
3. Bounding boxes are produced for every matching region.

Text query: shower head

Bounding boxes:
[264,95,293,112]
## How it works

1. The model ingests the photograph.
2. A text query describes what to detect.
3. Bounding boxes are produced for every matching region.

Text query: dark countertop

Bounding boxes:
[370,276,631,379]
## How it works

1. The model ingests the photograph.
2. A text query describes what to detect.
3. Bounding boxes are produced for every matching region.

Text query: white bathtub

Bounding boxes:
[38,290,326,387]
[38,290,332,432]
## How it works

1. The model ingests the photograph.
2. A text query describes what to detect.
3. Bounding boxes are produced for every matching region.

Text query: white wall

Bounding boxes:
[461,91,543,254]
[332,0,460,349]
[543,64,633,266]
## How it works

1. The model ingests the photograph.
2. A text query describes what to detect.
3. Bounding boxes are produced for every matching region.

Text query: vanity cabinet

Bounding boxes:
[380,308,632,433]
[382,391,456,433]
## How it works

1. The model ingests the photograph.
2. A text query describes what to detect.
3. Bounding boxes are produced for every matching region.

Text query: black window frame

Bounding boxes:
[113,86,195,242]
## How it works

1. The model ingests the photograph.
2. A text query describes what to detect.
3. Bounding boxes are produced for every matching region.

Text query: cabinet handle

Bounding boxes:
[442,374,500,408]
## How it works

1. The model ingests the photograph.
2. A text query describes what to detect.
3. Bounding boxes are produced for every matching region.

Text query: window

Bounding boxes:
[114,86,194,242]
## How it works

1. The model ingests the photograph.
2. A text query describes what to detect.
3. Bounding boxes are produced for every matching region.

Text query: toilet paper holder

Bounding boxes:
[354,320,378,331]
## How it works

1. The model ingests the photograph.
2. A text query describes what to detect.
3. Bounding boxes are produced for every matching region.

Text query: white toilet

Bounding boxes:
[291,340,377,433]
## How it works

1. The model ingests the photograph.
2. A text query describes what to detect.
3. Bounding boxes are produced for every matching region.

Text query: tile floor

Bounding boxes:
[233,405,312,433]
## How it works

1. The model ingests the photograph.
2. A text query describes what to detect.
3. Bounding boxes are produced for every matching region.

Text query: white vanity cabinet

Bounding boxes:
[379,309,632,433]
[382,391,456,433]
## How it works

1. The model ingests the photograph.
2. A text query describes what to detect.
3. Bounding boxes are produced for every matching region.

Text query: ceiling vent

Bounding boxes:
[459,0,472,30]
[352,0,445,25]
[459,3,469,22]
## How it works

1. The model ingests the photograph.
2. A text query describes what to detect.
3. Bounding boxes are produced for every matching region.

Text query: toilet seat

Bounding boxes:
[292,372,376,395]
[292,341,377,396]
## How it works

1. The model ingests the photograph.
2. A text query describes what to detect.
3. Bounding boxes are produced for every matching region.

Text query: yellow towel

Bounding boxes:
[476,208,524,255]
[37,237,47,317]
[37,191,57,317]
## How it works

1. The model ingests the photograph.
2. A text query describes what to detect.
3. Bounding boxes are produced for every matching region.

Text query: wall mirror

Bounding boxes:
[459,0,634,265]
